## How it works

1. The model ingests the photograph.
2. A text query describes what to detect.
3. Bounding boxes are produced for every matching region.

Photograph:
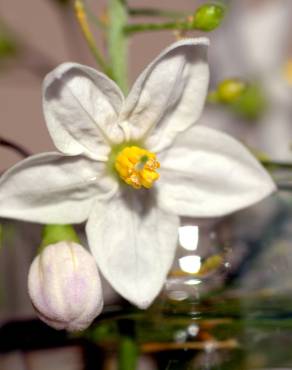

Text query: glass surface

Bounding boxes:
[1,188,292,370]
[84,188,292,369]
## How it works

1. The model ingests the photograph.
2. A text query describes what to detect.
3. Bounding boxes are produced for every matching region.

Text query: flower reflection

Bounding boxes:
[178,225,199,251]
[179,255,202,274]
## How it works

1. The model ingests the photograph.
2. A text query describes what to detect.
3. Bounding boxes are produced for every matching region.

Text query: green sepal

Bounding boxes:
[39,224,80,253]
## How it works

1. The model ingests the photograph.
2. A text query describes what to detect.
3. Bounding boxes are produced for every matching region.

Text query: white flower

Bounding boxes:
[28,242,103,331]
[205,0,292,161]
[0,38,275,308]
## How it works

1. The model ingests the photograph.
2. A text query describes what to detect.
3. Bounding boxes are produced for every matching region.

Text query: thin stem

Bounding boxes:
[260,158,292,191]
[118,336,138,370]
[260,158,292,171]
[124,20,194,34]
[128,7,186,19]
[74,0,111,76]
[0,137,30,158]
[107,0,128,93]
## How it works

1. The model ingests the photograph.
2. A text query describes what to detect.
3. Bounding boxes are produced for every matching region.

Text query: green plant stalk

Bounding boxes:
[128,7,186,19]
[261,159,292,171]
[124,20,194,34]
[118,335,138,370]
[260,158,292,191]
[74,0,111,76]
[108,0,128,93]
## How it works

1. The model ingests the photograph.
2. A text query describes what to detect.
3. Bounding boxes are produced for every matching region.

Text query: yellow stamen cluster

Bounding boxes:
[283,60,292,85]
[115,146,160,189]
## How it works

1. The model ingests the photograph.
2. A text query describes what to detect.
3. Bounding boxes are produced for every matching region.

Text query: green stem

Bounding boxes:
[118,336,138,370]
[260,159,292,171]
[260,159,292,191]
[128,7,186,19]
[125,20,194,34]
[108,0,128,93]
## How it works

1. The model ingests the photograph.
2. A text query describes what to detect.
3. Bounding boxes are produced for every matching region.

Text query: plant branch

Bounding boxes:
[107,0,128,93]
[128,7,186,19]
[260,158,292,171]
[74,0,112,76]
[124,20,194,34]
[0,137,30,158]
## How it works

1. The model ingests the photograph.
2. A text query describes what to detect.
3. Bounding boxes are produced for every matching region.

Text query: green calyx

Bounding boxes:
[192,3,226,32]
[39,224,80,253]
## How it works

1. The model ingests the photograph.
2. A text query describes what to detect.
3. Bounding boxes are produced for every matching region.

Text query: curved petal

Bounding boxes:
[43,63,124,159]
[120,38,209,152]
[86,191,179,308]
[157,126,276,217]
[0,152,117,223]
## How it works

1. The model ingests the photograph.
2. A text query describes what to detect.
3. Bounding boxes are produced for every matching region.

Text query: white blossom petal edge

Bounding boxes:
[0,38,276,308]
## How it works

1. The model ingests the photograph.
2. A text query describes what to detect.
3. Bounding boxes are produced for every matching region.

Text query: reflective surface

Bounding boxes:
[2,190,292,369]
[85,190,292,369]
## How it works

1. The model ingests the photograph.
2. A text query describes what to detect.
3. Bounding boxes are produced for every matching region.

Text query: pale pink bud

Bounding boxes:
[28,241,103,331]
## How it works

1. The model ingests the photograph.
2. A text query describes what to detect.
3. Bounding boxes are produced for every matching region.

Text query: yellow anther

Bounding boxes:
[115,146,160,189]
[283,59,292,85]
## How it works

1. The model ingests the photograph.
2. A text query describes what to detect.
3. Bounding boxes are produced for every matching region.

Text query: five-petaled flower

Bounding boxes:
[0,38,276,309]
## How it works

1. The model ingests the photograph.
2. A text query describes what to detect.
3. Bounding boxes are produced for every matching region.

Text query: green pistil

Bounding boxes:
[107,140,143,178]
[135,155,149,171]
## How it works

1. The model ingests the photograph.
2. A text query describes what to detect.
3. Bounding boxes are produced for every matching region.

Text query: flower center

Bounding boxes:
[283,59,292,85]
[115,146,160,189]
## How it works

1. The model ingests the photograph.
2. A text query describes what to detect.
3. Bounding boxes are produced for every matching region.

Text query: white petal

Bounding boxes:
[43,63,124,159]
[120,38,209,152]
[157,126,276,217]
[86,191,179,308]
[0,152,117,223]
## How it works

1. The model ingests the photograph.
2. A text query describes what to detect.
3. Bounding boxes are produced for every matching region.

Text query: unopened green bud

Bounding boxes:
[192,3,226,32]
[217,79,247,104]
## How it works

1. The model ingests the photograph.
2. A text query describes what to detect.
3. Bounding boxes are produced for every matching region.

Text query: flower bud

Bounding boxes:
[217,79,247,104]
[192,3,225,32]
[28,241,103,331]
[231,84,267,120]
